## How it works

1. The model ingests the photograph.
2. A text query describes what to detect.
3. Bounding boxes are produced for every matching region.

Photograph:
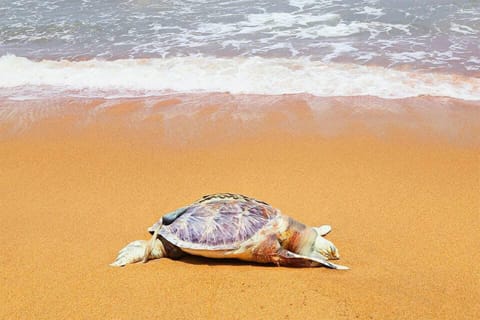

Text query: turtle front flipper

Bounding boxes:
[276,249,349,270]
[248,234,348,269]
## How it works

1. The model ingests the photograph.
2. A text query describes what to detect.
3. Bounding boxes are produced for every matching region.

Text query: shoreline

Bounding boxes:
[1,95,479,319]
[1,94,479,146]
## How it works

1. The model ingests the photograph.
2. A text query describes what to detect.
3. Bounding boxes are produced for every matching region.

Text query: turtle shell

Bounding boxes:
[148,194,279,250]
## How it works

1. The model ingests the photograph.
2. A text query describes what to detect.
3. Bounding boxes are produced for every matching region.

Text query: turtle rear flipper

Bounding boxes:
[315,225,332,236]
[110,240,149,267]
[277,249,349,270]
[110,239,166,267]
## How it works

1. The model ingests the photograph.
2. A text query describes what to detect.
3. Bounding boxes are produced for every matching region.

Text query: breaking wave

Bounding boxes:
[0,55,479,100]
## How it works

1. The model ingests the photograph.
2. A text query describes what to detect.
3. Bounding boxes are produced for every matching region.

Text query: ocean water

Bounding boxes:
[0,0,479,99]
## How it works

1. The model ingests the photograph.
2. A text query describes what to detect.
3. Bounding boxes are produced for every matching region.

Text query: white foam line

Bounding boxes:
[0,54,479,100]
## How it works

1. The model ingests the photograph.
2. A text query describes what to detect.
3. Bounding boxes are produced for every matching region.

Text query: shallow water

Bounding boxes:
[0,0,479,99]
[2,0,479,72]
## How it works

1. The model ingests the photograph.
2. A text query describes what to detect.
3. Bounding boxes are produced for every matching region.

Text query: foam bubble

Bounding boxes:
[299,22,367,38]
[288,0,321,10]
[389,51,430,63]
[0,55,478,100]
[450,23,477,35]
[245,12,339,27]
[355,6,385,17]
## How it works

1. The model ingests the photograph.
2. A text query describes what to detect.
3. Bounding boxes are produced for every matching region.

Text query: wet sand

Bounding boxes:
[1,95,479,319]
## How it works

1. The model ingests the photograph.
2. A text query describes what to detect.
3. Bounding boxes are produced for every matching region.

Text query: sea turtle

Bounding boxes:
[111,193,348,269]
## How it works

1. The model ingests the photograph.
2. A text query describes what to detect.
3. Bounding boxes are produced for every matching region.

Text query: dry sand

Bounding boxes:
[1,95,479,319]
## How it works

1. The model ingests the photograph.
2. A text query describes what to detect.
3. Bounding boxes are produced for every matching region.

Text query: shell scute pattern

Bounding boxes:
[197,193,270,206]
[157,195,278,250]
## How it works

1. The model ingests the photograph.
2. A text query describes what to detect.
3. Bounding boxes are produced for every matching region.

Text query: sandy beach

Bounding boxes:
[1,95,479,319]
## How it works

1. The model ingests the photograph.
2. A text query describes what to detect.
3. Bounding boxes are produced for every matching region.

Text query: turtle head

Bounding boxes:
[312,233,340,260]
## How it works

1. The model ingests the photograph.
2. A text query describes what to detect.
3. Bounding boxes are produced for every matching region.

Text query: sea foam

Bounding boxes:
[0,55,478,100]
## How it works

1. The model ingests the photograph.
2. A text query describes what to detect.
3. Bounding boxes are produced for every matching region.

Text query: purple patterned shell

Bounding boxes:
[148,194,279,250]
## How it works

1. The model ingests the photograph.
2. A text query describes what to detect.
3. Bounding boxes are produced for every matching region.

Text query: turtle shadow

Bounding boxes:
[174,255,278,268]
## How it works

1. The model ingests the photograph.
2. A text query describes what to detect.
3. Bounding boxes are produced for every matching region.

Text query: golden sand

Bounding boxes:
[1,95,479,319]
